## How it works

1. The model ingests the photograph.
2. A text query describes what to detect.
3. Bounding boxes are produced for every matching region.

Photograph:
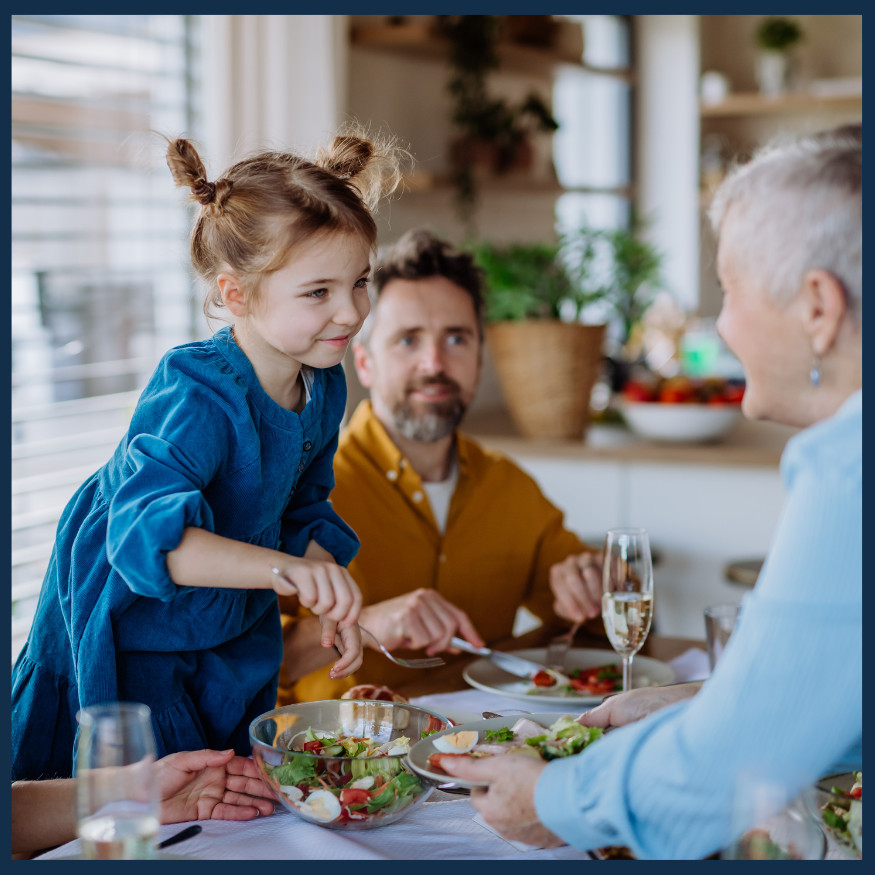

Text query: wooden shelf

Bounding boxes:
[351,22,633,81]
[700,91,862,118]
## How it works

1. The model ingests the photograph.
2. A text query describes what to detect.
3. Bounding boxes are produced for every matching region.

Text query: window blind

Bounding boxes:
[11,14,202,661]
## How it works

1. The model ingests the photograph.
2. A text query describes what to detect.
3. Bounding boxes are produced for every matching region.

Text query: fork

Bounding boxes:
[358,625,446,669]
[270,566,445,669]
[546,621,582,671]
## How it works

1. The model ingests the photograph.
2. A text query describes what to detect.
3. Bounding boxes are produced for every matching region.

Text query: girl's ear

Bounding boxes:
[217,272,247,317]
[352,341,373,388]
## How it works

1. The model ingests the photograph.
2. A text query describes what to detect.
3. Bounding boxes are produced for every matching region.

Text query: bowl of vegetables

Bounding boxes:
[619,376,744,444]
[250,700,449,829]
[815,772,862,858]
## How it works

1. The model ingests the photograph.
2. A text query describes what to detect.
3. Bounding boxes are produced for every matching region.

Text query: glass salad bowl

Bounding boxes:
[814,772,862,858]
[249,700,449,829]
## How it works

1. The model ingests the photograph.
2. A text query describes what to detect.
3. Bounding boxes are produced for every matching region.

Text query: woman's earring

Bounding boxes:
[809,356,822,388]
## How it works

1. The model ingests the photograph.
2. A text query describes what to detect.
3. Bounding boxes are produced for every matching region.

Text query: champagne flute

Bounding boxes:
[75,702,161,860]
[601,528,654,692]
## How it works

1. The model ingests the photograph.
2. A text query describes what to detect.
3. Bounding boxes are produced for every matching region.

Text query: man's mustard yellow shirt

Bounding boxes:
[279,401,598,703]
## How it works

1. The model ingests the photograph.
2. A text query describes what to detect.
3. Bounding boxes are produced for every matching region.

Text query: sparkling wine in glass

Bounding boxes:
[75,702,161,860]
[601,528,654,692]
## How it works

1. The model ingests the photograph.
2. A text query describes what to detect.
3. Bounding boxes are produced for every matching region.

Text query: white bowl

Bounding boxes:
[621,401,742,444]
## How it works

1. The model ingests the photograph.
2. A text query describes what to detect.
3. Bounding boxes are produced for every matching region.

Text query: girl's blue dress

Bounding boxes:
[11,326,359,780]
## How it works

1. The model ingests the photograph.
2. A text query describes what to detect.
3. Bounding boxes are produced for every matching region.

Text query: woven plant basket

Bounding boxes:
[487,320,606,440]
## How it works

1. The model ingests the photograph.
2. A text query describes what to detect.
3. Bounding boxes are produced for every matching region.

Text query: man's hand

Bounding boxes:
[155,749,276,823]
[578,682,702,728]
[438,756,564,849]
[359,589,484,657]
[549,550,603,623]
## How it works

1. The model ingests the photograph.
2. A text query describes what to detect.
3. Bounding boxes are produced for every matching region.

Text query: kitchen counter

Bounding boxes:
[464,408,798,468]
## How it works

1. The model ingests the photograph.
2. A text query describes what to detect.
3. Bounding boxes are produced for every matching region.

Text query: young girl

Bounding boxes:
[11,129,407,781]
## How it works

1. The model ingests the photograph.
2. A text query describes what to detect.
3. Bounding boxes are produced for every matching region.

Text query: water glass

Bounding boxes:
[704,603,740,672]
[75,702,161,860]
[724,774,825,860]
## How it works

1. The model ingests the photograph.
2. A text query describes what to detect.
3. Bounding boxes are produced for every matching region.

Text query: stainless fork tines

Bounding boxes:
[546,621,582,671]
[358,625,446,669]
[270,567,445,669]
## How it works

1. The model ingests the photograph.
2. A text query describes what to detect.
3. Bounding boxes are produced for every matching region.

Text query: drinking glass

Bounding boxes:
[601,528,654,692]
[75,702,161,860]
[724,773,825,860]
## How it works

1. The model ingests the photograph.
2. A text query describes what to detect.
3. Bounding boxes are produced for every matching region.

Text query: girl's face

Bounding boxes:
[247,231,372,370]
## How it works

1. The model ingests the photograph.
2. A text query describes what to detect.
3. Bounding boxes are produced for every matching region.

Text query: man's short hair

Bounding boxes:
[362,229,486,343]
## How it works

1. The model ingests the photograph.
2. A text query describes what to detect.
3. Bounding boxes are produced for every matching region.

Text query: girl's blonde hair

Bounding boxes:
[165,125,410,316]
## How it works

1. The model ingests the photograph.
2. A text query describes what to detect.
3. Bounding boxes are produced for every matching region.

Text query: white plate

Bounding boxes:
[462,647,675,707]
[423,707,481,726]
[407,713,569,790]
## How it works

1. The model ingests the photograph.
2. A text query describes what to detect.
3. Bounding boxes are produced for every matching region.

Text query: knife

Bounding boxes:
[450,637,553,680]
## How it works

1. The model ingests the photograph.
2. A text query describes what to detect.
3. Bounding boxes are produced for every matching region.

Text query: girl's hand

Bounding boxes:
[326,621,363,679]
[270,559,362,642]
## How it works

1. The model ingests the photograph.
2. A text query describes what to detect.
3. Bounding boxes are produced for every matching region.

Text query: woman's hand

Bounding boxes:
[155,749,275,823]
[437,756,564,849]
[577,682,702,729]
[549,550,603,623]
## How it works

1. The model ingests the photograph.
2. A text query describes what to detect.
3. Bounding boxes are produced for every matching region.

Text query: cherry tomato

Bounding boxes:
[532,669,557,687]
[850,786,862,798]
[302,739,323,752]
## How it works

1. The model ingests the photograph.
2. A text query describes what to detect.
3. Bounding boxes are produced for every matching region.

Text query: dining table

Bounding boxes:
[33,635,853,861]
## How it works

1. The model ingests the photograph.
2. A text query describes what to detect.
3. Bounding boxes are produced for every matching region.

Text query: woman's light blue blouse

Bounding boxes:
[535,391,862,859]
[11,326,359,780]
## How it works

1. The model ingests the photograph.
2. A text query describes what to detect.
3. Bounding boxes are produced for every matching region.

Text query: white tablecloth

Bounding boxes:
[37,791,592,861]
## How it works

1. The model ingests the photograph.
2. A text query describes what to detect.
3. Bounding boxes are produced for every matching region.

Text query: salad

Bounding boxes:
[528,663,623,697]
[261,726,432,826]
[427,714,603,774]
[820,771,862,856]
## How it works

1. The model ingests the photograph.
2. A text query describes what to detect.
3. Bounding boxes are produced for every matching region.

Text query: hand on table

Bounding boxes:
[549,550,603,623]
[156,749,276,823]
[359,589,484,657]
[437,756,564,849]
[578,682,702,728]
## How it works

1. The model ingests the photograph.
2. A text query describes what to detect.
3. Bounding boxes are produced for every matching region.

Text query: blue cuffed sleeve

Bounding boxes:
[107,432,219,599]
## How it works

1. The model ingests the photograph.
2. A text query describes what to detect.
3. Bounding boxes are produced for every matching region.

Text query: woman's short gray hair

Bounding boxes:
[708,123,861,323]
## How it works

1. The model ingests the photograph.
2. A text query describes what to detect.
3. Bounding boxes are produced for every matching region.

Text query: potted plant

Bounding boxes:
[754,17,803,97]
[437,15,560,227]
[470,220,665,439]
[469,234,605,440]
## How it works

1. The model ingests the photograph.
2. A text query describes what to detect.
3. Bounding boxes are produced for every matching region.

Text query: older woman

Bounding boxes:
[440,123,862,859]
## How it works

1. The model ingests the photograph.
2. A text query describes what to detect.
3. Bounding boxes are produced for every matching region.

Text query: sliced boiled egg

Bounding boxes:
[295,789,342,823]
[279,784,303,802]
[432,730,478,754]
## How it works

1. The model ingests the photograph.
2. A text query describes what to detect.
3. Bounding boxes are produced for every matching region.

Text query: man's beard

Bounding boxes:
[391,377,467,442]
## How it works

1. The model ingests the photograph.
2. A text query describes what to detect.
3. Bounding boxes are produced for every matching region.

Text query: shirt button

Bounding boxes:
[303,440,312,451]
[298,463,305,473]
[439,554,446,562]
[412,491,423,502]
[386,470,398,481]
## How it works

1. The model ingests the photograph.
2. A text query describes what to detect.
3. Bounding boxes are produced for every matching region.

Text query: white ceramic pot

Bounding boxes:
[756,50,789,97]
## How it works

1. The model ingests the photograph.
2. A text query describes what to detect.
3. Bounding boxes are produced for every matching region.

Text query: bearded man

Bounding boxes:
[278,229,604,703]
